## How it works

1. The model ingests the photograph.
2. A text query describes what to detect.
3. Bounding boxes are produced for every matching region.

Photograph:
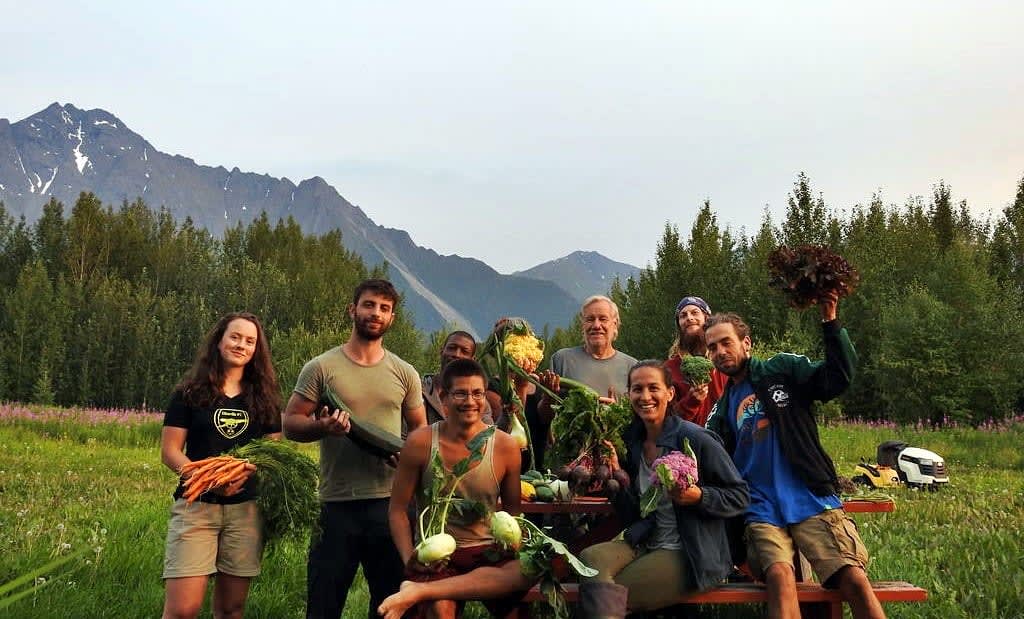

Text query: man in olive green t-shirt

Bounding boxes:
[283,279,427,619]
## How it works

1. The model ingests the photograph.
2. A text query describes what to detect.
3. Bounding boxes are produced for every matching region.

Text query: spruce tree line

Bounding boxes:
[1,173,1022,425]
[606,174,1024,426]
[0,193,432,411]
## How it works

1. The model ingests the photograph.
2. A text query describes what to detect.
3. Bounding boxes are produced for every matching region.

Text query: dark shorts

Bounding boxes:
[404,543,524,619]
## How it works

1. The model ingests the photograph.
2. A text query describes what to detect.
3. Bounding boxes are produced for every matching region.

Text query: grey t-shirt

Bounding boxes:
[638,453,682,551]
[294,347,421,502]
[550,346,637,397]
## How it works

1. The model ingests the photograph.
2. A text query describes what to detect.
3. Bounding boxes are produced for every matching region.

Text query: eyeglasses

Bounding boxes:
[449,390,487,402]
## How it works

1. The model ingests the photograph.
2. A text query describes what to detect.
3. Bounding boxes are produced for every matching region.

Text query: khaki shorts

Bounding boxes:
[746,509,869,587]
[162,498,264,579]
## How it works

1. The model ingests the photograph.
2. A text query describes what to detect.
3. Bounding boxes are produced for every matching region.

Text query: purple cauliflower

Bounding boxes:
[650,450,699,492]
[640,438,699,517]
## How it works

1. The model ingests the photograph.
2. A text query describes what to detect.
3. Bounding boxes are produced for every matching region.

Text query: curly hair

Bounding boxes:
[176,312,282,427]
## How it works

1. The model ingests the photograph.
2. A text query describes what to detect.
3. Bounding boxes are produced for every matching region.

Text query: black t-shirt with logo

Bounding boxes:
[163,390,281,504]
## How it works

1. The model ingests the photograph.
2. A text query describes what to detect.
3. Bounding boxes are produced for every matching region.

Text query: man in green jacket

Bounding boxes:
[704,292,885,619]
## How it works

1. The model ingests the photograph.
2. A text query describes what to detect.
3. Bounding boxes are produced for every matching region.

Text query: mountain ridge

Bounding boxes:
[0,103,638,335]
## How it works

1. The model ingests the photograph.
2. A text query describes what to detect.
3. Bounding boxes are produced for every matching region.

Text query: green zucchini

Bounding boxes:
[320,389,404,459]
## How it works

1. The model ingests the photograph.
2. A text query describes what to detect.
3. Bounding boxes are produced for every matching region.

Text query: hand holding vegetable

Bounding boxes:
[317,406,351,437]
[680,355,714,387]
[601,440,621,472]
[819,289,839,322]
[669,483,702,507]
[180,455,254,503]
[688,382,709,402]
[548,385,632,497]
[639,438,700,517]
[538,370,560,394]
[214,462,257,497]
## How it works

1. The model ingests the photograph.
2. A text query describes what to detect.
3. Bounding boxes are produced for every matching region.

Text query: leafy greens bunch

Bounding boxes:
[547,382,632,496]
[229,438,320,546]
[767,244,860,309]
[490,510,597,618]
[680,355,713,386]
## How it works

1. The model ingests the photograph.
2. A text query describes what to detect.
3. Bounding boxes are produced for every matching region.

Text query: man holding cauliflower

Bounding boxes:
[704,293,886,619]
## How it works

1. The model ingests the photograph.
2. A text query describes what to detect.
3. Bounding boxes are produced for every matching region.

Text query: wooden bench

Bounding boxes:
[514,497,922,617]
[517,580,927,619]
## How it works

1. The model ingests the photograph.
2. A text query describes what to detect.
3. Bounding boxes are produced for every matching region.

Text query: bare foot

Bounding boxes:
[378,581,421,619]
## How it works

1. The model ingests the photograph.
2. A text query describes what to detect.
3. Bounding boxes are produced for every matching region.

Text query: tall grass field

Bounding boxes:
[1,404,1022,618]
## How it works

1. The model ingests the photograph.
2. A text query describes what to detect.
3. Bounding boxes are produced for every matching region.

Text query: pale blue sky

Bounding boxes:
[3,1,1022,272]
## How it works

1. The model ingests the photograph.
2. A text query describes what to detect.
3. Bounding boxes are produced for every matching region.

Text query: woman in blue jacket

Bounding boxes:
[578,360,749,618]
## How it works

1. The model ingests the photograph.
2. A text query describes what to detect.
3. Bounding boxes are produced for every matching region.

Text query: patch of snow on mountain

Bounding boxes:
[40,167,58,194]
[70,122,90,174]
[15,150,28,177]
[93,120,118,128]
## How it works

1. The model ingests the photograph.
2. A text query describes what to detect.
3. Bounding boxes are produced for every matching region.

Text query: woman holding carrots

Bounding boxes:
[160,312,282,619]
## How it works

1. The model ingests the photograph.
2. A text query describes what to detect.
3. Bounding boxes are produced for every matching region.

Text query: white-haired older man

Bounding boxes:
[546,295,637,405]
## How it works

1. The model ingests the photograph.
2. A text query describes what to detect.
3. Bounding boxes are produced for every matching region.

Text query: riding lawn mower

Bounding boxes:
[852,440,949,490]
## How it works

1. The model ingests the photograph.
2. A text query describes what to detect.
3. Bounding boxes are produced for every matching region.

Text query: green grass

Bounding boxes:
[1,415,1022,617]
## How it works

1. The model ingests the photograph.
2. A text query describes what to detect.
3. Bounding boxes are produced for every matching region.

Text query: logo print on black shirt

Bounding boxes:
[214,408,249,439]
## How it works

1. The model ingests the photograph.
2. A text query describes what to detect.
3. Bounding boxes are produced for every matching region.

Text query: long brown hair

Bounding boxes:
[176,312,282,427]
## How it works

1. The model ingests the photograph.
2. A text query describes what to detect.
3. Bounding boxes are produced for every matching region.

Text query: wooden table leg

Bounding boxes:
[799,600,842,619]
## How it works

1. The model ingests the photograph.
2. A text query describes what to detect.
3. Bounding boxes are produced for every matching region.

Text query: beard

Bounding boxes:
[680,329,705,355]
[716,354,750,377]
[354,316,389,341]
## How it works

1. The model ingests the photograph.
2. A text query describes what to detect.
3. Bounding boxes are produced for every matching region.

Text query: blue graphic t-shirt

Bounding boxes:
[726,380,840,526]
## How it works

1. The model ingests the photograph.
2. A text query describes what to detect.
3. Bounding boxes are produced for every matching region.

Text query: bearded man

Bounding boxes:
[663,296,728,426]
[704,292,885,619]
[283,278,427,619]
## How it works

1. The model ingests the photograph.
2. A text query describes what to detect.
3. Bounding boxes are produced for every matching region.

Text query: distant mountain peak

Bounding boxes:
[515,251,641,303]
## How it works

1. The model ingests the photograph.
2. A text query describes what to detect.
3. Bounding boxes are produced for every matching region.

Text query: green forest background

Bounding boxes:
[1,172,1022,426]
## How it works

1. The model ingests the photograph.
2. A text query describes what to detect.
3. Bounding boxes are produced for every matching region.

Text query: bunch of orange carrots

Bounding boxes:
[180,455,253,503]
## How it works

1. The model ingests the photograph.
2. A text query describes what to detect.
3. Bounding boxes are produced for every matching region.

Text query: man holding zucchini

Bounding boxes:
[283,279,428,619]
